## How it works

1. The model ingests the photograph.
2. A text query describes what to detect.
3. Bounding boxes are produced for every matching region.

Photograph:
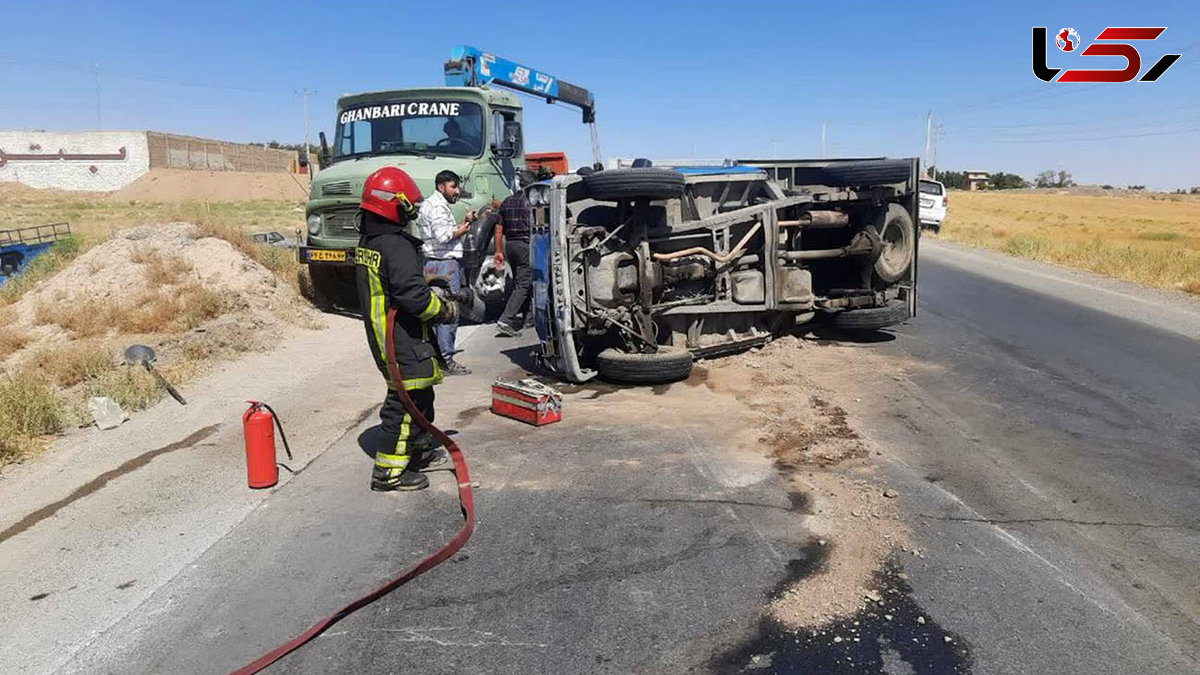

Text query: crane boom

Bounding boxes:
[444,45,596,124]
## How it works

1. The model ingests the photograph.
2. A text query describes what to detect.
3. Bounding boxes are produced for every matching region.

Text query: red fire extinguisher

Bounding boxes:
[243,401,293,489]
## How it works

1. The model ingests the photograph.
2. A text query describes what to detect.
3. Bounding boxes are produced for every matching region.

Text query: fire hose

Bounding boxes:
[230,307,476,674]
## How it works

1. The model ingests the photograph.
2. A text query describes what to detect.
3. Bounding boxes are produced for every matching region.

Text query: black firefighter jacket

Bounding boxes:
[355,210,445,390]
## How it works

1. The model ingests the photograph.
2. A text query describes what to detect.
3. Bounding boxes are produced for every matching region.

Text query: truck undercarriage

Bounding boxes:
[532,159,921,384]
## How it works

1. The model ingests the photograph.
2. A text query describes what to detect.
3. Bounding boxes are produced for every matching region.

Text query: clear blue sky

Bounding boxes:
[2,0,1197,188]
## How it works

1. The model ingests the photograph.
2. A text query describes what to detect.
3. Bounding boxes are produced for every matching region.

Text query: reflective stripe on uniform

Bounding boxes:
[375,452,410,469]
[418,292,442,321]
[367,266,388,365]
[401,361,444,390]
[375,409,415,470]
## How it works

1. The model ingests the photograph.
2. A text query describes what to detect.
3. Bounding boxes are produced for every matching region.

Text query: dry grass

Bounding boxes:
[935,191,1200,294]
[2,350,190,464]
[0,326,31,360]
[81,366,165,413]
[194,218,308,295]
[0,186,307,468]
[0,373,65,463]
[0,187,302,307]
[34,283,228,338]
[28,343,115,387]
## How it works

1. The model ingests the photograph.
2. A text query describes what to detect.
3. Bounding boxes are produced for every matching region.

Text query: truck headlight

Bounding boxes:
[307,214,322,235]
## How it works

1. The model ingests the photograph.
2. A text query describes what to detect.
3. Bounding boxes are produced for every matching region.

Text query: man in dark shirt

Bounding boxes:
[494,174,535,336]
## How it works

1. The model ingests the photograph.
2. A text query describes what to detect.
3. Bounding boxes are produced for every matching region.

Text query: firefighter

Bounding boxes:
[355,166,463,492]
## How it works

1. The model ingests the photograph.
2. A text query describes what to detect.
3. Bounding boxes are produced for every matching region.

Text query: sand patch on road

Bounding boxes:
[698,335,911,629]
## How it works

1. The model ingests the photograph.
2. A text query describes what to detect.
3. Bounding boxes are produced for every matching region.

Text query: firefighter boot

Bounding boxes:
[371,465,430,492]
[410,432,449,471]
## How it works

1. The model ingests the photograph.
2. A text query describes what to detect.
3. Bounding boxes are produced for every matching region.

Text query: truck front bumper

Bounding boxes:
[298,246,355,266]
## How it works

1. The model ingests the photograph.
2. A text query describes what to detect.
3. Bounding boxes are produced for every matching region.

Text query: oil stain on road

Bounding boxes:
[712,556,973,674]
[0,425,220,545]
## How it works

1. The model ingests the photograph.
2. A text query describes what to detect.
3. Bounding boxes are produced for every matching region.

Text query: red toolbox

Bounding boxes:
[491,378,563,426]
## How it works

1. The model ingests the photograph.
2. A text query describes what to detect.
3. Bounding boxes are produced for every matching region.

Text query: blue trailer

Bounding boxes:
[0,223,73,287]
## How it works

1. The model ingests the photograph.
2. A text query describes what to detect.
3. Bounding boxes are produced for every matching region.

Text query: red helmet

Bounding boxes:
[361,167,421,223]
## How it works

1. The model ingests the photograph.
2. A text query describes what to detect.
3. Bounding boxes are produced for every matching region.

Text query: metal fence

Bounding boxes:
[146,133,298,173]
[0,223,72,247]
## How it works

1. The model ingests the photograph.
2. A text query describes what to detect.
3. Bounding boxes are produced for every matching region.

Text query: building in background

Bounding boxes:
[0,131,300,192]
[965,170,990,191]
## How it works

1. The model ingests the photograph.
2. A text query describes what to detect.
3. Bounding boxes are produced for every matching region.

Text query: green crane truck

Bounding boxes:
[298,46,597,304]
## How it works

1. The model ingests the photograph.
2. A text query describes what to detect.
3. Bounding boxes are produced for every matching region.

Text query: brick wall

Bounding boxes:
[145,133,298,173]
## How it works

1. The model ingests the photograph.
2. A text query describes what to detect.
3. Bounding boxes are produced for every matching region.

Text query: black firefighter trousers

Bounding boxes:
[376,386,435,473]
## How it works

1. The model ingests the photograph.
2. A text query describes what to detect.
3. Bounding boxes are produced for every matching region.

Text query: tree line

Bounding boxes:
[932,168,1199,193]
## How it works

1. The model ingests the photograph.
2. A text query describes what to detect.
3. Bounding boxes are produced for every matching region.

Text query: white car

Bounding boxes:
[919,179,947,232]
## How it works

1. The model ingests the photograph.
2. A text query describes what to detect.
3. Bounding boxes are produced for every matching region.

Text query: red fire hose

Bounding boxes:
[230,307,476,674]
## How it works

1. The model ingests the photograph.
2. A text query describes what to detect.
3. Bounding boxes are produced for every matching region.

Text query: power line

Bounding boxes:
[956,103,1200,131]
[985,125,1200,143]
[0,53,290,93]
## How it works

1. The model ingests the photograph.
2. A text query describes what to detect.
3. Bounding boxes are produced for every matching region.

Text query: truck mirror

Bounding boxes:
[318,131,331,167]
[495,121,522,159]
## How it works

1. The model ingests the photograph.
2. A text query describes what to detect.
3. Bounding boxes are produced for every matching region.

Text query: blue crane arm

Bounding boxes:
[444,46,596,124]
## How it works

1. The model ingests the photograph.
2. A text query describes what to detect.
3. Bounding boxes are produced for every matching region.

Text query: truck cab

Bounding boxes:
[301,86,527,302]
[299,46,598,307]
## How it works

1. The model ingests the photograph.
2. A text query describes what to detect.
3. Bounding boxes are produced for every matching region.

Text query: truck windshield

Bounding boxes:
[333,101,484,159]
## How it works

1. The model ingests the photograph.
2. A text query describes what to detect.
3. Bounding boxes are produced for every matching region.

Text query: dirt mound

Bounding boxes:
[0,180,105,200]
[3,223,313,369]
[109,169,309,203]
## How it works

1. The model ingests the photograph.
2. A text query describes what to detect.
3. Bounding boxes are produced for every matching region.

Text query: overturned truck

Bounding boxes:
[528,158,920,384]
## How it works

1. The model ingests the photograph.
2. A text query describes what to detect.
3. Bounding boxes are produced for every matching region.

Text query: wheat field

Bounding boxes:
[933,191,1200,295]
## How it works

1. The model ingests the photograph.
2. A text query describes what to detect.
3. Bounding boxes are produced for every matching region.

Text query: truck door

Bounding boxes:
[489,107,523,192]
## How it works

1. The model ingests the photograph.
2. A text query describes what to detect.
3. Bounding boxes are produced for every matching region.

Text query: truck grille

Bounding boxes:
[323,208,360,237]
[322,180,353,196]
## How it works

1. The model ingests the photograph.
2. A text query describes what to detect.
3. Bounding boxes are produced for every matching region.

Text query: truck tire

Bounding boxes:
[819,159,912,187]
[873,203,915,283]
[596,345,693,384]
[583,168,685,202]
[828,300,911,331]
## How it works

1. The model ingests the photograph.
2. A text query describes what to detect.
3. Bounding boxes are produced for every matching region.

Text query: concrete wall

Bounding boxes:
[0,131,151,191]
[0,131,302,192]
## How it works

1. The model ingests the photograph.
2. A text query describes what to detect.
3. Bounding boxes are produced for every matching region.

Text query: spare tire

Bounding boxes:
[874,203,915,283]
[828,300,911,331]
[596,345,693,384]
[819,159,912,187]
[584,168,686,202]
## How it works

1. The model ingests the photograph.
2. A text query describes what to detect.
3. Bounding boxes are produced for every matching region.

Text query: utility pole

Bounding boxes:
[923,111,933,177]
[930,124,945,177]
[94,63,102,128]
[821,120,828,157]
[296,88,315,180]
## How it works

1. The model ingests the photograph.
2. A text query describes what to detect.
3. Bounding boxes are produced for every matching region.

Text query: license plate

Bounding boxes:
[307,249,347,262]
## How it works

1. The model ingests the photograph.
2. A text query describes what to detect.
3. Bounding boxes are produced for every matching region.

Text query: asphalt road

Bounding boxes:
[859,240,1200,674]
[5,239,1199,674]
[53,328,812,675]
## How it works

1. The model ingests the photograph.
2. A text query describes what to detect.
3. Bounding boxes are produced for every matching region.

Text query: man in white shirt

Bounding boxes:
[417,170,476,375]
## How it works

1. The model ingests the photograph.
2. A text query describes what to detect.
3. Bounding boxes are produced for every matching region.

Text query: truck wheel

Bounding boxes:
[595,345,693,384]
[788,160,913,188]
[828,301,911,331]
[583,168,686,202]
[873,203,915,283]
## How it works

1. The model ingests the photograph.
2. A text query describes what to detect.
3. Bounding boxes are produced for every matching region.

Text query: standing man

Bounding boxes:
[494,172,534,336]
[417,170,475,375]
[356,166,461,492]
